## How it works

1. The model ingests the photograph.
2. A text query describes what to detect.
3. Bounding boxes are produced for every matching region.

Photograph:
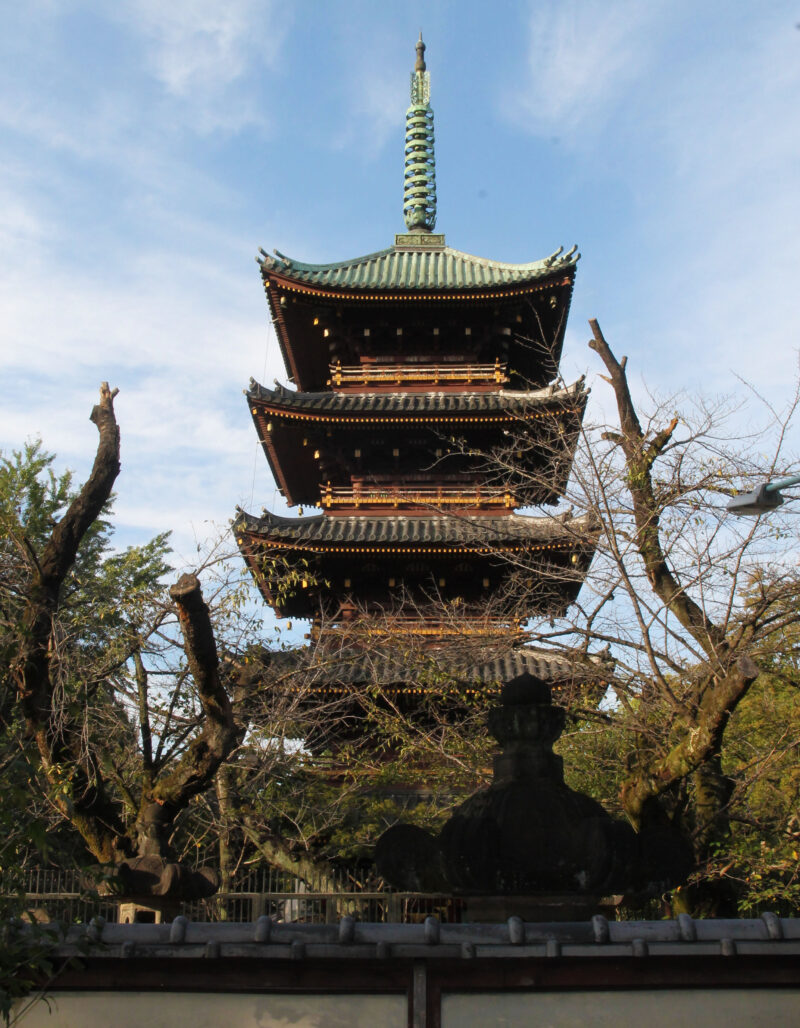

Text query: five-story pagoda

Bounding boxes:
[235,36,595,655]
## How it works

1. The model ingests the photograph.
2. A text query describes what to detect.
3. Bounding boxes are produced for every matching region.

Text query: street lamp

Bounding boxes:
[727,474,800,516]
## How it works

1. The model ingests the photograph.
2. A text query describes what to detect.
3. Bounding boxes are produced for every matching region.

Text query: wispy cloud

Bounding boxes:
[623,17,800,396]
[130,0,280,95]
[0,205,286,556]
[0,0,301,558]
[116,0,290,134]
[503,0,669,140]
[328,26,407,158]
[502,2,800,416]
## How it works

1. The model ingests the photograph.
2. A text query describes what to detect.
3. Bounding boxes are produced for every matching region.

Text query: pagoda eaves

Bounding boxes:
[247,378,588,510]
[260,243,578,392]
[235,508,597,622]
[235,508,596,549]
[259,242,579,293]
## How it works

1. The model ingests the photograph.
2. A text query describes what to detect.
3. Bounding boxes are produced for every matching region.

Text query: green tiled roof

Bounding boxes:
[234,509,596,549]
[247,379,587,417]
[258,243,579,292]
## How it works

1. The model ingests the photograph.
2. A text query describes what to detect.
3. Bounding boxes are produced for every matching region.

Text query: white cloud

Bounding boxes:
[0,210,289,558]
[629,18,800,398]
[112,0,289,135]
[505,3,800,420]
[128,0,285,96]
[504,0,669,139]
[325,20,407,158]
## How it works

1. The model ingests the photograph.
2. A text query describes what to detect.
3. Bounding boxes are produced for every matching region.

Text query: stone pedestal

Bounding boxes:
[117,898,181,924]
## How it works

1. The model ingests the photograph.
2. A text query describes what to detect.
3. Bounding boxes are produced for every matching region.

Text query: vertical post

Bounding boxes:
[412,960,427,1028]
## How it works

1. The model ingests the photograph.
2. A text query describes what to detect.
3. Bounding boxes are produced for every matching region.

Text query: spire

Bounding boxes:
[415,31,426,72]
[403,33,437,233]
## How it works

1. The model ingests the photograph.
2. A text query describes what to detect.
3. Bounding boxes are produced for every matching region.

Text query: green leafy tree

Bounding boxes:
[707,642,800,914]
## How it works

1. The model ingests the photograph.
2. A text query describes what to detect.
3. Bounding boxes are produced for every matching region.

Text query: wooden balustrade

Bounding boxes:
[328,359,508,387]
[312,616,524,639]
[320,483,516,509]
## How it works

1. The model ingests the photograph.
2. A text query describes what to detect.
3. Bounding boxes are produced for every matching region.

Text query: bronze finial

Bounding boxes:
[415,32,426,72]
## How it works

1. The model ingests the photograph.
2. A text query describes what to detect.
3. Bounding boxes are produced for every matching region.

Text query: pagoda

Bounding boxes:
[235,36,596,653]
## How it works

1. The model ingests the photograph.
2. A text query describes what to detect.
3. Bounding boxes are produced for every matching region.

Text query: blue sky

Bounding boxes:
[1,0,799,580]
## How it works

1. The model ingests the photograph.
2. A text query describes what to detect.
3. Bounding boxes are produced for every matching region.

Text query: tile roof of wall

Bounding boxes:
[34,913,800,962]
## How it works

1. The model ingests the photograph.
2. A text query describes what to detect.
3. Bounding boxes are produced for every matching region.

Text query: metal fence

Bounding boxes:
[11,867,464,925]
[10,868,120,925]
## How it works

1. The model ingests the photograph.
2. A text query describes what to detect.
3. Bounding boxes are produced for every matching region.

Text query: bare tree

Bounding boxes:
[462,318,800,908]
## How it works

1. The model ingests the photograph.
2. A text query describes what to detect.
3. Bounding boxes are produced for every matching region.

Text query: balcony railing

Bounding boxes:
[312,615,525,639]
[320,483,516,510]
[328,359,509,388]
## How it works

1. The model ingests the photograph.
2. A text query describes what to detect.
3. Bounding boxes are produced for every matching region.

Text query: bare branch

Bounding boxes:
[589,318,726,658]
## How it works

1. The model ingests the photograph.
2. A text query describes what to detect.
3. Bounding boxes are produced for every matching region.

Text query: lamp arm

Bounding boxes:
[765,473,800,494]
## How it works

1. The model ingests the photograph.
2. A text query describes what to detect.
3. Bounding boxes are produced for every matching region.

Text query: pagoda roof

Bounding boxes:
[258,241,579,295]
[235,509,596,551]
[276,645,611,691]
[247,378,587,420]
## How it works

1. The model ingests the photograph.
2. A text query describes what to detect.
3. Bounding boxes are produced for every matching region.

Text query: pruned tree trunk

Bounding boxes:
[215,763,236,896]
[10,385,249,895]
[13,384,128,863]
